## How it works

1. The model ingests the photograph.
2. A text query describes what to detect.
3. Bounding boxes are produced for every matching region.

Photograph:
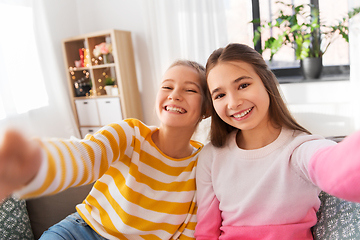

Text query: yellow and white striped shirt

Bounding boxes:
[16,119,202,239]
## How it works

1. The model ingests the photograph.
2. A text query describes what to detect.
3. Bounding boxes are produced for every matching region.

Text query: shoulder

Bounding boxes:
[107,118,157,136]
[197,142,223,168]
[123,118,157,132]
[288,129,336,153]
[287,129,336,178]
[92,119,158,144]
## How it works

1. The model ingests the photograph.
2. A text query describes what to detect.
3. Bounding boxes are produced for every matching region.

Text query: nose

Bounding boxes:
[168,89,182,101]
[227,93,242,110]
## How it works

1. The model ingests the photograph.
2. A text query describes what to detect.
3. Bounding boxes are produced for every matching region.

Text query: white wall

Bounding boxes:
[74,0,159,126]
[36,0,360,139]
[280,80,355,137]
[37,0,160,129]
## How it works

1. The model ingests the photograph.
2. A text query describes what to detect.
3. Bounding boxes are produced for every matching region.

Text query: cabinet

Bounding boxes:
[62,29,143,137]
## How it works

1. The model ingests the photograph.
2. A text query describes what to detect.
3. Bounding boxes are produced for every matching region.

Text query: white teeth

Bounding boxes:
[234,108,252,118]
[165,106,186,114]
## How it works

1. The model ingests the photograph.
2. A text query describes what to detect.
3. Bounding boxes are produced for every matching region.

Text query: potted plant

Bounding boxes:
[251,1,360,79]
[104,77,116,95]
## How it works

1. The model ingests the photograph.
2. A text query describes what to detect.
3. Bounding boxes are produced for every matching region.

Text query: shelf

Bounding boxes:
[62,29,143,136]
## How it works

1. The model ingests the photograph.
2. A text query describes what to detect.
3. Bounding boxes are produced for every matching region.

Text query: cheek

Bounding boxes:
[257,89,270,112]
[193,96,204,115]
[213,101,224,116]
[155,94,163,113]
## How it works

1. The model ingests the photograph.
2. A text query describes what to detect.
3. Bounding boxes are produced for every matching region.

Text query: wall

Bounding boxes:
[38,0,360,140]
[74,0,159,126]
[280,80,354,137]
[38,0,159,128]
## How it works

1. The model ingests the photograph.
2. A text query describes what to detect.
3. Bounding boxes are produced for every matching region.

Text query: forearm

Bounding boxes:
[309,131,360,202]
[14,128,120,199]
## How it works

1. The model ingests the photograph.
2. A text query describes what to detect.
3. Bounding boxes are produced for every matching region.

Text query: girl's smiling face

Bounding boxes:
[156,65,203,130]
[207,61,271,133]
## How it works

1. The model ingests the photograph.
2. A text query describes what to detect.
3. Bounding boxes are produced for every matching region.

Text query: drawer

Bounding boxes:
[96,98,123,125]
[75,99,100,126]
[80,127,102,138]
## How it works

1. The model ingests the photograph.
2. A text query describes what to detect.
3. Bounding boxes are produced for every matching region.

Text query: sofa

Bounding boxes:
[1,186,360,240]
[0,184,93,239]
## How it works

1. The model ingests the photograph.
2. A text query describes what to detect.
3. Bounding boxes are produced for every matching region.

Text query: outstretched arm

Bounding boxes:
[0,130,42,202]
[309,130,360,202]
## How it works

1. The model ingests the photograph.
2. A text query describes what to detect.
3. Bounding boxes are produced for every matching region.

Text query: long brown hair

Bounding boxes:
[206,43,310,147]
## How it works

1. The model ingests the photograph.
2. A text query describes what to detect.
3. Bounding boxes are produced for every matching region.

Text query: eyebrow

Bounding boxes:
[162,79,201,89]
[210,76,252,96]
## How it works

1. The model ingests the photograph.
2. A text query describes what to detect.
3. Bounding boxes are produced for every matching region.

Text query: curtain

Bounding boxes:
[143,0,228,80]
[0,0,79,138]
[349,0,360,131]
[142,0,228,143]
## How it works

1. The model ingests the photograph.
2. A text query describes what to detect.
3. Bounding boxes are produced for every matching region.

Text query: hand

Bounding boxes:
[0,130,42,202]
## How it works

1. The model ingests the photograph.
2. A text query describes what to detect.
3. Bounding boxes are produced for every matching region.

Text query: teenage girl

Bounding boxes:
[0,60,210,240]
[195,43,360,240]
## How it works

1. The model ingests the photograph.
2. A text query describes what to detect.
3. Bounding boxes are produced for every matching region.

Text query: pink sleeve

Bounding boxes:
[308,131,360,202]
[195,195,222,239]
[195,149,222,239]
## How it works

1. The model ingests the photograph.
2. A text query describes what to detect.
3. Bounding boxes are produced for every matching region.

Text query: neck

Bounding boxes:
[236,121,281,150]
[152,125,196,159]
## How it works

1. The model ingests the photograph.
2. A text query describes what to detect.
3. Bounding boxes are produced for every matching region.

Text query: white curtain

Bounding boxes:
[143,0,228,80]
[349,0,360,131]
[0,0,79,138]
[141,0,228,142]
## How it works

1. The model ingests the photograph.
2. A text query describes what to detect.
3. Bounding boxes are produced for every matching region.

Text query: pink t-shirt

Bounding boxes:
[195,128,360,240]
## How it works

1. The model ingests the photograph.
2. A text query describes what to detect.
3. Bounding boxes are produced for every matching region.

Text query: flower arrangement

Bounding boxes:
[93,42,112,58]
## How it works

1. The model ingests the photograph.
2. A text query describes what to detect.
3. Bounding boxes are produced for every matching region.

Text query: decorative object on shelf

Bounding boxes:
[251,1,360,79]
[74,60,82,68]
[111,86,119,96]
[79,48,84,67]
[73,70,92,97]
[63,29,143,134]
[104,77,116,96]
[83,48,90,67]
[93,42,113,65]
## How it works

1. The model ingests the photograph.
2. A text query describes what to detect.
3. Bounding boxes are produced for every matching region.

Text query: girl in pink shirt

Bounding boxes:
[195,43,360,240]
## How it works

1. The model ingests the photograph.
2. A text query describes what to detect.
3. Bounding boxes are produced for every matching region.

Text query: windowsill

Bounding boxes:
[278,74,350,84]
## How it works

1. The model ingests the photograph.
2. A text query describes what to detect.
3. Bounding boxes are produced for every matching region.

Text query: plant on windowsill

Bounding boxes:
[251,1,360,79]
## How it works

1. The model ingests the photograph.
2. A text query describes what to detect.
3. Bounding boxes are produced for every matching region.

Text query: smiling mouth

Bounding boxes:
[232,107,254,118]
[165,106,187,114]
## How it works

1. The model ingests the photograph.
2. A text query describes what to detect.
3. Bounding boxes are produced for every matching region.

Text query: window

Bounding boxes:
[0,1,48,120]
[223,0,351,77]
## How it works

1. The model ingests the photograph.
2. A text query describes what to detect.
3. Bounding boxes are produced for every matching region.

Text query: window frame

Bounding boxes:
[251,0,350,80]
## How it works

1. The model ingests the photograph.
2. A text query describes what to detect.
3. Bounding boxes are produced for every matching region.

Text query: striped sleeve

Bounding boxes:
[14,120,136,199]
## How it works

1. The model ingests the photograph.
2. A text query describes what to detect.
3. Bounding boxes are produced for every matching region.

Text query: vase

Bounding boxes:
[103,54,114,64]
[104,85,113,95]
[300,57,323,79]
[111,87,119,96]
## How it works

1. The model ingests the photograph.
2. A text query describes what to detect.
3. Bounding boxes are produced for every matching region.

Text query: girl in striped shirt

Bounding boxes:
[0,59,210,240]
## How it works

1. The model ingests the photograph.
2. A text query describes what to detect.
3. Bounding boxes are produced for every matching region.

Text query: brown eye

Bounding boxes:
[239,83,249,89]
[214,93,225,100]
